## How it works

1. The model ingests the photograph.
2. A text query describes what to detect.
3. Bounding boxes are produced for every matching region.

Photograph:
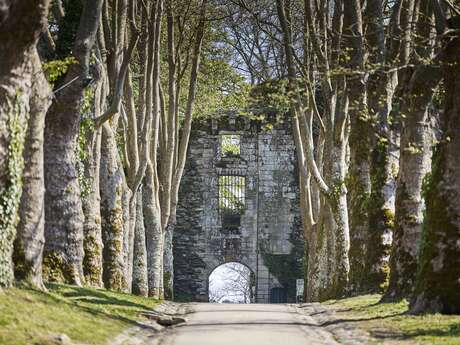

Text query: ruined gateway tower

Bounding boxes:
[173,112,304,303]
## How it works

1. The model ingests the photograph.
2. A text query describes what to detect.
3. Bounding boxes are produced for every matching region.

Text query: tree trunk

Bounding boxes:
[325,138,350,299]
[343,0,371,295]
[100,123,127,291]
[82,126,103,287]
[132,188,148,296]
[13,50,51,289]
[163,214,175,300]
[384,64,440,301]
[0,0,50,289]
[410,24,460,314]
[143,164,164,298]
[43,0,102,285]
[122,184,133,291]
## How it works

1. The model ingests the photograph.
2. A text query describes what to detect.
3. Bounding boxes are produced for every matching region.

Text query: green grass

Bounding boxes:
[322,295,460,344]
[0,283,160,345]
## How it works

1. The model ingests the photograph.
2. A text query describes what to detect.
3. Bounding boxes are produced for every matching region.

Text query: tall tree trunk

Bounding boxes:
[122,185,133,292]
[362,0,416,293]
[410,22,460,314]
[82,126,103,287]
[132,188,148,296]
[0,0,50,288]
[343,0,371,294]
[13,50,51,289]
[384,64,440,301]
[43,0,102,285]
[100,123,127,291]
[144,164,163,298]
[163,214,175,299]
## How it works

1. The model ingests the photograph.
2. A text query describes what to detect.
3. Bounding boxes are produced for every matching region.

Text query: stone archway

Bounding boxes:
[208,262,255,303]
[173,114,304,303]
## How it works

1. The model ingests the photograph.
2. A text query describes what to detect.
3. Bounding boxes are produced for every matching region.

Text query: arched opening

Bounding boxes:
[208,262,255,303]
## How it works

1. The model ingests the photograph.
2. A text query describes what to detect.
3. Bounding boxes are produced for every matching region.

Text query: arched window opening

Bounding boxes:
[208,262,254,304]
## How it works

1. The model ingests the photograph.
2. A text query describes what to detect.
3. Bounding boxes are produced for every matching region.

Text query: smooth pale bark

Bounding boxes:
[132,188,148,296]
[13,50,51,289]
[82,125,103,287]
[100,122,127,291]
[143,164,163,298]
[132,189,149,296]
[163,215,175,299]
[410,25,460,314]
[384,64,440,301]
[43,0,102,285]
[0,0,50,288]
[122,184,133,292]
[319,86,350,299]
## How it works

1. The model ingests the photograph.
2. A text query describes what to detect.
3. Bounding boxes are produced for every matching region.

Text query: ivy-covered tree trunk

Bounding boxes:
[14,50,51,289]
[384,65,440,301]
[43,0,102,285]
[100,123,127,291]
[82,125,103,287]
[0,0,50,288]
[132,188,148,296]
[410,25,460,314]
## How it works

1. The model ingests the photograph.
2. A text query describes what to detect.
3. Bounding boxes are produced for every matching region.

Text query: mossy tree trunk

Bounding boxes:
[384,64,440,301]
[410,20,460,314]
[362,0,418,294]
[132,188,148,296]
[0,0,50,288]
[122,185,133,292]
[100,123,127,291]
[343,0,371,294]
[82,124,103,287]
[14,50,51,289]
[43,0,103,285]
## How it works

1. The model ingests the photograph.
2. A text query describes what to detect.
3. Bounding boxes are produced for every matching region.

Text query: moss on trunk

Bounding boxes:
[0,100,27,287]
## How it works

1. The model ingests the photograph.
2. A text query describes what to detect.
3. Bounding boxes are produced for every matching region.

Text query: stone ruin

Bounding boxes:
[173,112,304,303]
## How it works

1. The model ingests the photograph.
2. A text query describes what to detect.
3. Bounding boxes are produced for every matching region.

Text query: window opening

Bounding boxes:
[221,134,240,157]
[219,175,245,228]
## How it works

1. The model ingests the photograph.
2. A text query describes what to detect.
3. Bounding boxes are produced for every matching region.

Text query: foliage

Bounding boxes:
[221,134,240,157]
[0,96,27,287]
[42,57,77,84]
[218,175,245,212]
[77,88,95,199]
[0,284,160,345]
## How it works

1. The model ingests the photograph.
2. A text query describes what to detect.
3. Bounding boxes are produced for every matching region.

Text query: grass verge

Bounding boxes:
[0,283,160,345]
[322,294,460,345]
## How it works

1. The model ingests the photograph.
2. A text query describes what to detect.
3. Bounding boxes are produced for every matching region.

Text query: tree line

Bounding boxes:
[1,0,459,315]
[225,0,459,313]
[0,0,244,300]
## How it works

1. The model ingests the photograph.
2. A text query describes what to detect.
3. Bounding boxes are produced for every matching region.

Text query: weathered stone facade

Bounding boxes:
[173,113,303,303]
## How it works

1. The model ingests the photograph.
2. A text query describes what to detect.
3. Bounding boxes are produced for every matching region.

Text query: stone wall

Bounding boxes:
[173,113,303,303]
